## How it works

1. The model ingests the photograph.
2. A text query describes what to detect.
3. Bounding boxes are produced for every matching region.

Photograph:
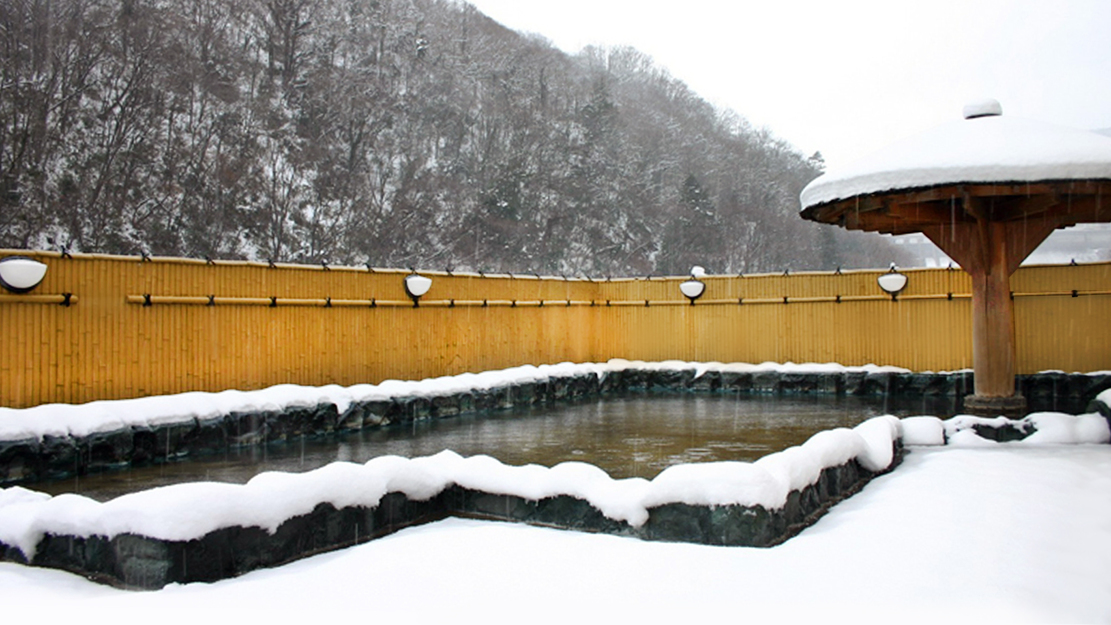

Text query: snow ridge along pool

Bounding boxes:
[2,414,904,588]
[0,411,1106,589]
[1,359,1107,486]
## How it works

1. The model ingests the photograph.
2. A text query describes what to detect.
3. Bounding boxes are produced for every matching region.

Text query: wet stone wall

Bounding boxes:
[2,491,454,589]
[2,368,1109,486]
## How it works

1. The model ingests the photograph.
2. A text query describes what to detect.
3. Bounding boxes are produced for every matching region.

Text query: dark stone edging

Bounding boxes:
[968,420,1037,443]
[3,367,1109,486]
[0,446,901,590]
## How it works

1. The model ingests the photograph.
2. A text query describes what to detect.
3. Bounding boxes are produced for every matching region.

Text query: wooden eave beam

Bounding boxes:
[883,200,962,224]
[805,180,1111,231]
[806,196,887,224]
[842,213,946,235]
[839,199,973,233]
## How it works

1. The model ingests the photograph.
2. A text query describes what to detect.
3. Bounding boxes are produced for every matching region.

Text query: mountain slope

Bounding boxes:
[0,0,900,274]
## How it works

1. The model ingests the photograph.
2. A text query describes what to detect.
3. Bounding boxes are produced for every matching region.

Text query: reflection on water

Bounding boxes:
[34,393,961,501]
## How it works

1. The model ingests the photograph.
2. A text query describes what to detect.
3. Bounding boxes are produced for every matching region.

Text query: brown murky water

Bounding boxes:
[33,393,960,501]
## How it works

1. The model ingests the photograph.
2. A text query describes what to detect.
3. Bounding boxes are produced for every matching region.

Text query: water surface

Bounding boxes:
[34,393,960,501]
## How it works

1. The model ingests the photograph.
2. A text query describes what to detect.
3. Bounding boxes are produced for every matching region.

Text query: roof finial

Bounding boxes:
[963,98,1002,120]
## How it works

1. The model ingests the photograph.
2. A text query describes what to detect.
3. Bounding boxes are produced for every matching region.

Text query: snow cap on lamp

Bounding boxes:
[680,266,707,303]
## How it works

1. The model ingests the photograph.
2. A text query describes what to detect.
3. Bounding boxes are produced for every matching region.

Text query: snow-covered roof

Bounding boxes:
[800,101,1111,210]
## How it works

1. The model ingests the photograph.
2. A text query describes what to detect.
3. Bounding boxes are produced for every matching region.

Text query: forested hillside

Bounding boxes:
[0,0,901,275]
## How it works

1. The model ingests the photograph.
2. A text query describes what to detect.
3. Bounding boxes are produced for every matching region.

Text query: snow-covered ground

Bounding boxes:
[1,444,1108,623]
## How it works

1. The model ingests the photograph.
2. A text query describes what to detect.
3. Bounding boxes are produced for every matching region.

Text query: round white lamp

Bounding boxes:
[0,257,48,294]
[877,267,908,300]
[404,273,433,306]
[680,266,707,305]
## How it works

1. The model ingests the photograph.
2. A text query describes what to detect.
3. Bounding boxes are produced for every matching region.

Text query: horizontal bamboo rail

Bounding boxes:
[1,248,1108,408]
[118,290,1105,308]
[122,296,610,308]
[1011,290,1111,298]
[0,294,78,306]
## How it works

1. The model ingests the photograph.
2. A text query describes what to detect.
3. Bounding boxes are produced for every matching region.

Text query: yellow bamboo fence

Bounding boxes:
[1,249,1108,408]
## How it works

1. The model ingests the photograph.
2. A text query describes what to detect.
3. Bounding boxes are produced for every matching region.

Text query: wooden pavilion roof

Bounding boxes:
[800,180,1111,236]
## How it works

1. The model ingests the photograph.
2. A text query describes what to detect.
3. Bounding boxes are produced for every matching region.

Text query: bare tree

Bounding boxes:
[1,0,905,273]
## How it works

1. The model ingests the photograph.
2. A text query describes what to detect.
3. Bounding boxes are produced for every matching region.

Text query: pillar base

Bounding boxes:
[962,394,1028,418]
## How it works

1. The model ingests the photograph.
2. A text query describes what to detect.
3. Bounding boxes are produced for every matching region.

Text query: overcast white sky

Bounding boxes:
[465,0,1111,170]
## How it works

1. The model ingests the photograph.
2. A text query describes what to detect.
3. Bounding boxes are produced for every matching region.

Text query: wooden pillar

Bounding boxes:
[923,203,1060,416]
[968,221,1017,399]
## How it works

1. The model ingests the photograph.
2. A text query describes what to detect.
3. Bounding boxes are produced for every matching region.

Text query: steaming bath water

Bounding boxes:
[34,393,962,501]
